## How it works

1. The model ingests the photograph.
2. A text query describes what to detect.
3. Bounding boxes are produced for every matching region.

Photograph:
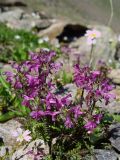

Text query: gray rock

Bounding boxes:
[21,13,40,20]
[109,123,120,152]
[0,7,2,13]
[38,20,68,40]
[94,149,118,160]
[104,101,120,114]
[54,83,77,101]
[64,83,77,100]
[0,7,51,31]
[0,8,24,22]
[83,150,119,160]
[12,139,49,160]
[39,11,51,19]
[35,20,51,31]
[0,7,9,13]
[0,4,51,32]
[99,86,120,114]
[108,69,120,85]
[6,18,51,31]
[7,19,36,31]
[0,146,12,158]
[0,119,22,147]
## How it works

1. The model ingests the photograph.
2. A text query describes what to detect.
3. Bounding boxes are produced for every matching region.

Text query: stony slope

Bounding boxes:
[22,0,120,33]
[0,0,120,32]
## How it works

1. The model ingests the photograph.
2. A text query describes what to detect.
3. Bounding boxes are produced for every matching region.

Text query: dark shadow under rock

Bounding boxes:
[57,24,88,43]
[0,1,27,7]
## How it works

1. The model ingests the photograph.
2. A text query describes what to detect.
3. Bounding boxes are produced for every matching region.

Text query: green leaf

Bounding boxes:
[50,126,61,132]
[0,111,23,122]
[0,74,10,91]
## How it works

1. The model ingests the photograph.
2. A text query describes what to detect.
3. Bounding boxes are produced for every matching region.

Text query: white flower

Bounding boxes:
[38,36,49,44]
[85,29,101,45]
[43,36,49,42]
[14,35,21,40]
[38,38,44,44]
[31,12,36,17]
[31,12,40,19]
[108,59,112,63]
[12,128,32,143]
[42,48,50,52]
[63,36,68,41]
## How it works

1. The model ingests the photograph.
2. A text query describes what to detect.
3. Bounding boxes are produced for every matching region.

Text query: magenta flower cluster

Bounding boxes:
[74,64,115,105]
[73,64,115,133]
[5,50,72,124]
[5,49,115,134]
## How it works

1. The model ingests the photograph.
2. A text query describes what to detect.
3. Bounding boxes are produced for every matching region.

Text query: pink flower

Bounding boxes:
[84,121,97,134]
[93,114,103,124]
[91,70,100,77]
[65,116,73,128]
[5,71,15,84]
[70,105,83,120]
[51,62,63,73]
[85,29,101,45]
[12,128,32,142]
[30,110,45,120]
[22,95,34,108]
[45,111,60,121]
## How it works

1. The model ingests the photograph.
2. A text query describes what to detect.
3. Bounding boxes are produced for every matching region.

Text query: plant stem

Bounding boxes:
[90,100,96,115]
[89,44,94,68]
[80,89,84,107]
[108,0,113,26]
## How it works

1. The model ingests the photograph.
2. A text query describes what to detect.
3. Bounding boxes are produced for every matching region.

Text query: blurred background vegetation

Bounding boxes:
[0,0,119,32]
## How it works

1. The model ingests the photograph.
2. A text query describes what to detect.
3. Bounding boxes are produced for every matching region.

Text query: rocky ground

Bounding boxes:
[0,0,120,32]
[0,1,120,160]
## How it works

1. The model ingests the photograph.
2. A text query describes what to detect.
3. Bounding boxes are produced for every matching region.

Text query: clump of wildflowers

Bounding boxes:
[5,49,64,121]
[73,64,115,133]
[6,49,116,158]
